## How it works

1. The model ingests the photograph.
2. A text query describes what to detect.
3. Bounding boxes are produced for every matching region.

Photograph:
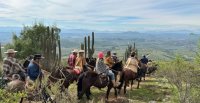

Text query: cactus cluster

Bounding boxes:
[124,42,138,61]
[80,32,95,58]
[41,26,61,71]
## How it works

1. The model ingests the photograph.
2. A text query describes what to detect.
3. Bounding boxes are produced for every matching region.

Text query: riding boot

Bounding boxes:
[112,80,119,87]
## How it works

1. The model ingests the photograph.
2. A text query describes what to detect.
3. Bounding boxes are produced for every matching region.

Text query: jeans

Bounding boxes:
[107,70,115,80]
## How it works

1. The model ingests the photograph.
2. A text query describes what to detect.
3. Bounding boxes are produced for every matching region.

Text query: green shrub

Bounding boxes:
[157,56,200,103]
[0,89,26,103]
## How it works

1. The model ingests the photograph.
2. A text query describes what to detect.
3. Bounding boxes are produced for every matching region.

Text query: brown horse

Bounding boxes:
[77,61,123,100]
[48,66,80,90]
[86,58,96,71]
[118,60,147,94]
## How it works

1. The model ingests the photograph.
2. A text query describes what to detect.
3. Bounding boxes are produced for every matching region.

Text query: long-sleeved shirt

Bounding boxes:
[67,54,77,68]
[75,56,86,72]
[95,58,109,74]
[125,57,139,73]
[104,56,114,68]
[2,57,23,76]
[141,57,148,64]
[27,61,41,81]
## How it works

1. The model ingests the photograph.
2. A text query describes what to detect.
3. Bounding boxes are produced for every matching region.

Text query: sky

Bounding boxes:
[0,0,200,32]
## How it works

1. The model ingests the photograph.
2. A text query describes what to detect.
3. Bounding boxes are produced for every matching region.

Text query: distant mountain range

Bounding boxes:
[0,26,199,44]
[1,26,200,60]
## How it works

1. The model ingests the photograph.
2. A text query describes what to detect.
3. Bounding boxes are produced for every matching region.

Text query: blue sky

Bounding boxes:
[0,0,200,32]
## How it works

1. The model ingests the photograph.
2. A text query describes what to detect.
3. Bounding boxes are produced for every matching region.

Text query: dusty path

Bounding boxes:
[81,76,173,103]
[22,76,173,103]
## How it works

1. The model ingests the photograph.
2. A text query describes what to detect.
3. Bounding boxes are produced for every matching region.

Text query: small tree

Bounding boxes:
[157,56,200,103]
[5,22,62,71]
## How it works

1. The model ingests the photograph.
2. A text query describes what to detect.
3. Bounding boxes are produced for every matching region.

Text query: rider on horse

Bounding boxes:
[95,52,119,87]
[67,49,78,69]
[125,51,139,73]
[111,52,119,63]
[104,51,114,68]
[27,54,44,81]
[2,49,25,81]
[74,50,86,74]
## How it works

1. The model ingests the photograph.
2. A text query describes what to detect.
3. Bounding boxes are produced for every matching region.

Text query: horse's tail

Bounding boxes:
[117,71,124,89]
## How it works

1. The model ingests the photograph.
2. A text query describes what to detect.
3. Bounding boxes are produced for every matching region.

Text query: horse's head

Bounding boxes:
[111,60,123,71]
[51,66,66,78]
[23,55,33,68]
[86,58,96,67]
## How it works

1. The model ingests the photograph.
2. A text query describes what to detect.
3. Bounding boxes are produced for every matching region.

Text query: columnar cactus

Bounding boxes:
[81,43,84,50]
[88,32,95,58]
[84,36,87,57]
[80,32,95,58]
[124,42,138,61]
[40,26,61,71]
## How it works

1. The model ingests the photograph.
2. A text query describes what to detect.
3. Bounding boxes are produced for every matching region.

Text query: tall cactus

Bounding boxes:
[124,42,138,61]
[88,32,95,58]
[81,43,84,50]
[81,32,95,58]
[40,26,61,72]
[84,36,87,57]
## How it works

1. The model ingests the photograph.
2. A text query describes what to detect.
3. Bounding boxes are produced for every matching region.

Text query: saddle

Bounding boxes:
[73,69,81,75]
[98,73,109,85]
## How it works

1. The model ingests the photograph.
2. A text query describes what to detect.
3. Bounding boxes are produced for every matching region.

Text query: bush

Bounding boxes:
[0,89,26,103]
[157,56,200,103]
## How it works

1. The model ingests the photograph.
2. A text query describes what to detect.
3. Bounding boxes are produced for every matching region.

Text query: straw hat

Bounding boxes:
[4,49,17,54]
[72,49,78,53]
[78,50,85,53]
[34,54,45,59]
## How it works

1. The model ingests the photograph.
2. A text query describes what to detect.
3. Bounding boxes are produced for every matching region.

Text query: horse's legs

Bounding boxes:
[77,74,84,97]
[106,84,112,99]
[114,88,118,98]
[131,80,134,90]
[137,79,141,89]
[86,87,91,100]
[124,81,128,94]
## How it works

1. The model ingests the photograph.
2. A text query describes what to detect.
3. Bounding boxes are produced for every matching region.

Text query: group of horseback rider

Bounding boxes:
[2,48,151,92]
[2,49,44,91]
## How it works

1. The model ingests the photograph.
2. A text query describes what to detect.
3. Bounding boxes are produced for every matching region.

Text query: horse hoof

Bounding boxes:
[87,97,91,100]
[78,97,82,100]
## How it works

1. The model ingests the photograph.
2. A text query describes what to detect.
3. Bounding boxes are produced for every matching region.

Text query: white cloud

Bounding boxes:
[0,0,199,31]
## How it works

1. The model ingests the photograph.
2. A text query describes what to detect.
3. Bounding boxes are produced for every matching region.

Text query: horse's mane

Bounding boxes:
[111,61,123,71]
[85,71,98,78]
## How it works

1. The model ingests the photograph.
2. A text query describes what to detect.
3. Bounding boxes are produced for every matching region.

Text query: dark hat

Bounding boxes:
[34,54,45,59]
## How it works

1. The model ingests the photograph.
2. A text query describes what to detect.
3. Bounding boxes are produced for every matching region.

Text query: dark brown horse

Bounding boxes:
[118,60,147,94]
[86,58,96,70]
[48,66,80,90]
[77,61,123,100]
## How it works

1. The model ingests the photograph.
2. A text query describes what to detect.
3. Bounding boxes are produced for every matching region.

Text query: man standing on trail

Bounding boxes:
[67,49,78,69]
[2,49,25,80]
[27,54,44,81]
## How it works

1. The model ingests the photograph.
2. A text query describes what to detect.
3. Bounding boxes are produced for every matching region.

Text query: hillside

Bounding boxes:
[1,29,200,61]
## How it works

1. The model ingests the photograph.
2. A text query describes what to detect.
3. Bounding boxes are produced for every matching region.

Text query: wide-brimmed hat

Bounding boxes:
[34,54,45,59]
[78,50,84,53]
[113,52,117,55]
[72,49,78,53]
[4,49,18,54]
